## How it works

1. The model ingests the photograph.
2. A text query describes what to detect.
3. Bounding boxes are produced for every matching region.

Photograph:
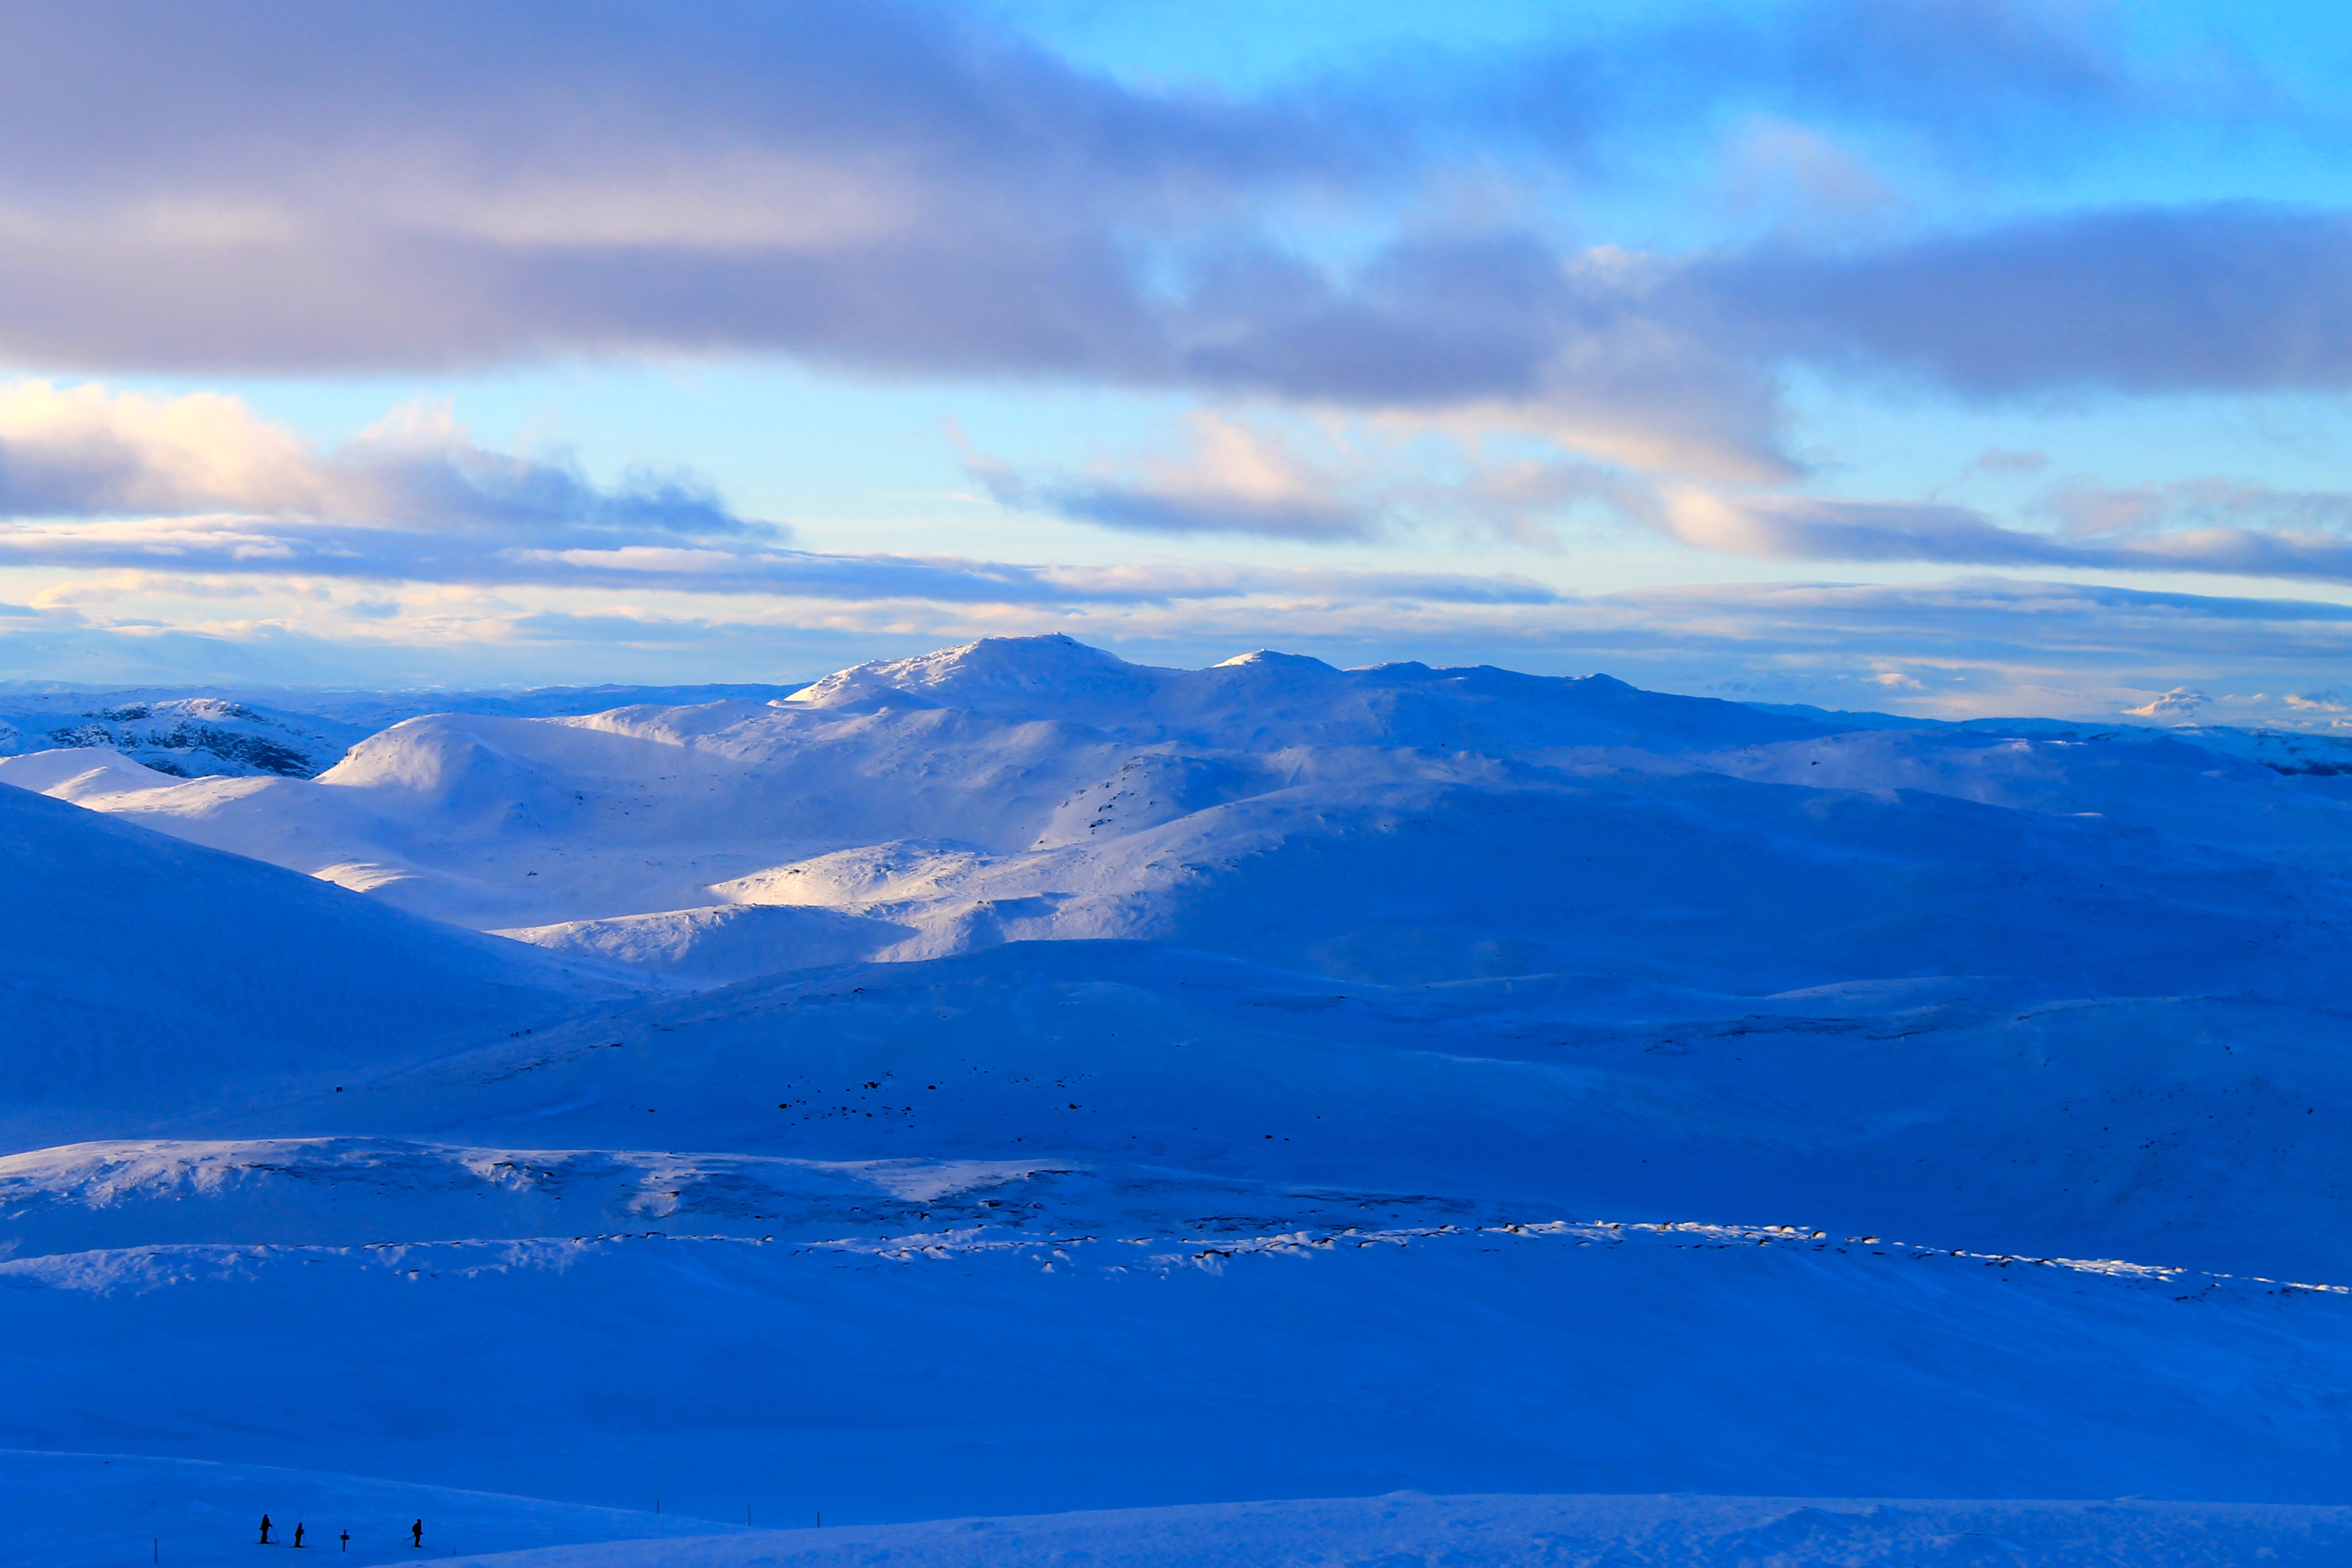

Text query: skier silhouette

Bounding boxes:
[340,1530,350,1552]
[259,1515,273,1544]
[411,1519,423,1548]
[294,1523,306,1548]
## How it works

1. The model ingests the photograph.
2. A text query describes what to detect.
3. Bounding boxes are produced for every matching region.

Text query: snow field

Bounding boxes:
[7,1218,2352,1523]
[6,636,2352,1559]
[437,1491,2352,1568]
[0,1449,743,1568]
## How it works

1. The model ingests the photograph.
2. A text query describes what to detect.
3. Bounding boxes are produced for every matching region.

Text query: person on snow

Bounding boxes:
[411,1519,424,1548]
[259,1515,273,1545]
[293,1523,306,1548]
[340,1529,350,1551]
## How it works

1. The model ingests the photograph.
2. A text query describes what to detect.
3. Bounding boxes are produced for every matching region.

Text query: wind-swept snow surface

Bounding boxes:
[438,1494,2352,1568]
[0,1451,745,1568]
[6,636,2352,1560]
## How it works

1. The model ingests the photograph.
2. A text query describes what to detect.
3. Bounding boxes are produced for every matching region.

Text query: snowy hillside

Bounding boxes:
[0,694,365,777]
[0,780,637,1148]
[11,635,2349,992]
[0,683,809,781]
[6,635,2352,1562]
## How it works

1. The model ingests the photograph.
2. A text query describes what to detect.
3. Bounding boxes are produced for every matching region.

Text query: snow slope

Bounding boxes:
[0,695,367,777]
[439,1492,2352,1568]
[7,1197,2352,1526]
[1702,726,2352,875]
[0,780,636,1150]
[0,682,809,782]
[0,1451,742,1568]
[124,938,2337,1282]
[8,636,2352,1560]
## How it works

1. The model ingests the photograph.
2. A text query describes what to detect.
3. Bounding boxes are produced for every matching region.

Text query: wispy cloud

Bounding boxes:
[0,514,1573,607]
[961,412,1378,541]
[964,408,1651,545]
[1660,484,2352,585]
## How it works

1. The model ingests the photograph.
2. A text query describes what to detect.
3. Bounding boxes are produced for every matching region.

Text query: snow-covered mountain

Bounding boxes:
[5,635,2352,1563]
[0,694,364,777]
[12,634,2349,990]
[0,682,809,780]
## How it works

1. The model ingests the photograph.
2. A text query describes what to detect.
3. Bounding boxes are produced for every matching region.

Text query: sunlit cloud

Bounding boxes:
[0,382,756,547]
[1659,485,2352,586]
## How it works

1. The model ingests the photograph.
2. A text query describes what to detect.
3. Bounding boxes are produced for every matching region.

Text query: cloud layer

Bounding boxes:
[1661,484,2352,586]
[0,382,1576,608]
[0,3,2341,487]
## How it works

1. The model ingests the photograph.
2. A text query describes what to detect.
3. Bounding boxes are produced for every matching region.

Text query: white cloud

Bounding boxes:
[2123,687,2207,718]
[0,382,758,545]
[0,380,326,518]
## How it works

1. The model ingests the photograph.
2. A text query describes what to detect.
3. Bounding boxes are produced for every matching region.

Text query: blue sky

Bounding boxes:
[1,1,2350,725]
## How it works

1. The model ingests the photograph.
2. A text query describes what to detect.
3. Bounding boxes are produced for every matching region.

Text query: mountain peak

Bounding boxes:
[790,634,1169,714]
[1211,649,1337,672]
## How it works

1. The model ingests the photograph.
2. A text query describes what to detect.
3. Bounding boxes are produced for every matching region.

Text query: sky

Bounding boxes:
[2,0,2350,726]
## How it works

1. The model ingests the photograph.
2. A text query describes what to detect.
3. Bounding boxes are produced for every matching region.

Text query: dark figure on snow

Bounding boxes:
[259,1515,273,1544]
[340,1530,350,1551]
[411,1519,423,1548]
[294,1523,305,1548]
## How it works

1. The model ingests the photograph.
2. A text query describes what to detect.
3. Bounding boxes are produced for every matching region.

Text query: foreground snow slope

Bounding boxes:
[51,1458,2352,1568]
[0,1451,742,1568]
[7,1210,2352,1520]
[6,935,2352,1525]
[439,1493,2352,1568]
[0,780,635,1149]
